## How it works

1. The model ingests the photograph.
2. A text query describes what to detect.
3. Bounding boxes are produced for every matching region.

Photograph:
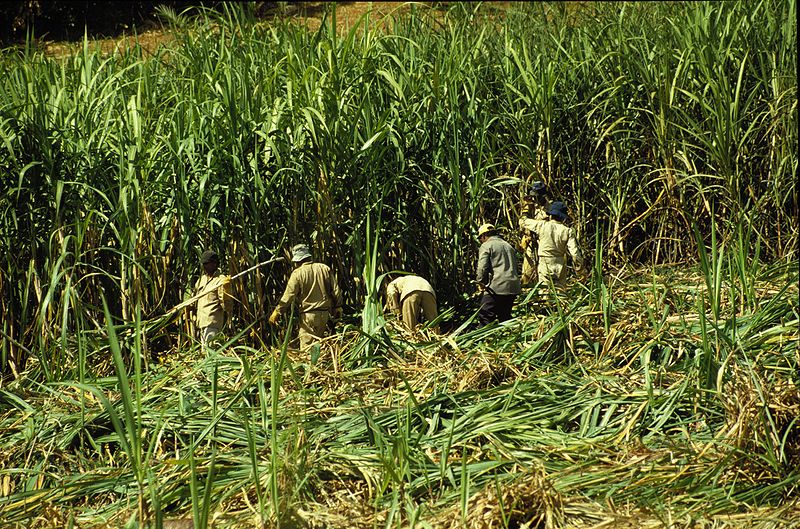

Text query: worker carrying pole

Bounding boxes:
[182,252,285,348]
[137,253,284,343]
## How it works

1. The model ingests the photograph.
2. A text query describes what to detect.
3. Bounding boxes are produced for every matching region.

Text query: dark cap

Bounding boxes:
[200,250,219,264]
[530,181,546,193]
[547,201,568,220]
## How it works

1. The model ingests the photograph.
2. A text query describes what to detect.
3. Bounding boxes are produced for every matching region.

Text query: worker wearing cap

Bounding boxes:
[384,274,438,332]
[193,250,232,347]
[269,244,342,350]
[476,223,521,326]
[522,181,550,220]
[520,201,584,286]
[519,181,550,286]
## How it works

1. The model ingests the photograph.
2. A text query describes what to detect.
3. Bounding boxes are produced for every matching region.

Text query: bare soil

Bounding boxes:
[41,2,416,59]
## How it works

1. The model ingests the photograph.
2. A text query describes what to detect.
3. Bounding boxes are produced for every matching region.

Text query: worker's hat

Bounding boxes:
[530,181,546,194]
[547,201,569,220]
[200,250,219,264]
[477,223,496,238]
[291,244,312,262]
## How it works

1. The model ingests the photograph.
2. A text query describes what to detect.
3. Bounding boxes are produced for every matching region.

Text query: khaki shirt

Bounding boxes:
[194,272,232,329]
[277,262,341,315]
[385,275,436,315]
[520,218,584,273]
[521,199,548,222]
[527,206,549,223]
[476,236,521,295]
[520,207,548,259]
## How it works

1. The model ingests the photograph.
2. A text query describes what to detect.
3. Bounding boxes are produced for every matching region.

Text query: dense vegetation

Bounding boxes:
[0,2,797,527]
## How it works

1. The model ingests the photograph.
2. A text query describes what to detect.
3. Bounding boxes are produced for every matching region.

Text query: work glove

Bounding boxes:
[268,309,281,326]
[471,280,486,298]
[519,235,531,251]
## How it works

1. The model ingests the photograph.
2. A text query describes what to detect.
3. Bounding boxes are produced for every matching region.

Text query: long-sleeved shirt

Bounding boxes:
[276,262,341,315]
[194,272,232,329]
[385,275,436,315]
[520,206,548,260]
[522,204,549,223]
[520,218,584,280]
[476,236,521,295]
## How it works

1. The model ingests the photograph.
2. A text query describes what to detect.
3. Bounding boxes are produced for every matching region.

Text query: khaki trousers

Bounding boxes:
[538,257,566,286]
[200,325,221,348]
[401,291,438,330]
[299,311,330,350]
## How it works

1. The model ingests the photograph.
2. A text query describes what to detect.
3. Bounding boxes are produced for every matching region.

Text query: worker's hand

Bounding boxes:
[519,235,531,251]
[332,307,343,319]
[268,309,281,326]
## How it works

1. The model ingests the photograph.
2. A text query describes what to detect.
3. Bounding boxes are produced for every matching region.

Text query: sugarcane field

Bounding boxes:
[0,1,798,527]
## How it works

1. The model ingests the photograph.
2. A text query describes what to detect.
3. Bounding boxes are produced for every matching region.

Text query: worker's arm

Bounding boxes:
[269,270,299,325]
[386,281,401,315]
[329,269,343,318]
[567,228,585,273]
[521,217,545,234]
[330,270,342,310]
[219,276,233,315]
[476,245,492,286]
[276,269,301,315]
[186,277,201,320]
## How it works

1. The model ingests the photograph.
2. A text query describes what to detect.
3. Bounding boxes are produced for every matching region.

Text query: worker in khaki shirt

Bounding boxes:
[269,244,342,350]
[384,274,438,332]
[193,250,232,347]
[519,181,550,286]
[519,201,584,286]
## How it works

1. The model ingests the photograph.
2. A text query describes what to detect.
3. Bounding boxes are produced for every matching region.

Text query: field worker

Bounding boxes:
[193,250,232,347]
[269,244,342,350]
[519,181,550,285]
[519,201,584,286]
[476,223,521,326]
[384,274,438,332]
[522,180,550,220]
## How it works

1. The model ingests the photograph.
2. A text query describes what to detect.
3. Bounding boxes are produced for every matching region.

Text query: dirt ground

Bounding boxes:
[41,2,421,58]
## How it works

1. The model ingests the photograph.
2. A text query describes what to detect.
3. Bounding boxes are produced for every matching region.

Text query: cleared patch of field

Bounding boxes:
[2,264,798,528]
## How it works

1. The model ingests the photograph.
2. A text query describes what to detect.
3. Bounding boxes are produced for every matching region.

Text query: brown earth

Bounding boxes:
[37,2,541,59]
[41,2,424,58]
